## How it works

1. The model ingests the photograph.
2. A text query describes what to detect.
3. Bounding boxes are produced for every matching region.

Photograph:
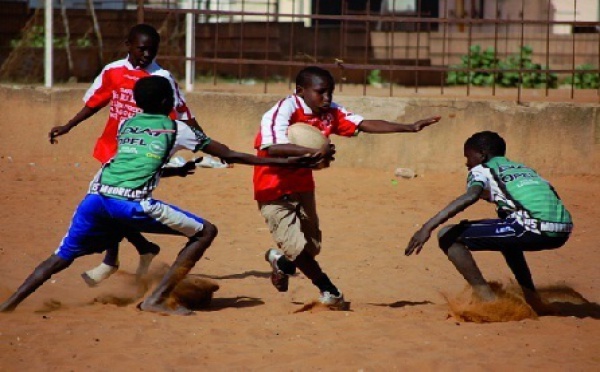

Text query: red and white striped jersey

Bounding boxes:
[253,94,364,202]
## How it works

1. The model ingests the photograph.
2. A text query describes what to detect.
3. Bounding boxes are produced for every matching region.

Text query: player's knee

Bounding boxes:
[194,220,218,241]
[32,255,72,282]
[438,225,457,254]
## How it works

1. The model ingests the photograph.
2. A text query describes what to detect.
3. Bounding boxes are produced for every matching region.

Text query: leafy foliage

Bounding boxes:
[446,45,557,88]
[10,25,93,49]
[367,69,383,86]
[563,64,600,89]
[497,46,557,88]
[446,45,499,86]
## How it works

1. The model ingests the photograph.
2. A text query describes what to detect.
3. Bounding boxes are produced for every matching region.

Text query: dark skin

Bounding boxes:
[0,95,317,315]
[48,31,203,282]
[405,145,549,310]
[266,74,441,287]
[405,145,495,301]
[48,32,201,144]
[266,75,441,161]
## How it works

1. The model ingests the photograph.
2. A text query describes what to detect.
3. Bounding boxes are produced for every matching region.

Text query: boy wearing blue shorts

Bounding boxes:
[0,76,314,315]
[405,131,572,311]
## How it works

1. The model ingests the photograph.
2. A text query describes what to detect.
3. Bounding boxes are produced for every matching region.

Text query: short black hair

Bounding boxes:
[133,76,173,113]
[296,66,335,88]
[464,131,506,157]
[128,23,160,44]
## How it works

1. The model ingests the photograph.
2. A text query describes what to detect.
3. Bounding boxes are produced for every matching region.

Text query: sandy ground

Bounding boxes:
[0,146,599,371]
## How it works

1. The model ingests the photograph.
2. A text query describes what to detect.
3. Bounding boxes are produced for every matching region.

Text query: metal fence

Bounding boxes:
[137,0,600,103]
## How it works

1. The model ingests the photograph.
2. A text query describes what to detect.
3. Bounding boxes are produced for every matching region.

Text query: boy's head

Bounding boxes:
[126,24,160,69]
[133,76,174,115]
[295,66,335,115]
[464,131,506,169]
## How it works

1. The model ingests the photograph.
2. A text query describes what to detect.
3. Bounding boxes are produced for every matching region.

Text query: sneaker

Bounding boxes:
[194,156,230,169]
[319,291,346,310]
[265,249,289,292]
[81,263,119,287]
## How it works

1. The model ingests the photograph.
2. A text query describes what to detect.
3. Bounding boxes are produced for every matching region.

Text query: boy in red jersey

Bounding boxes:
[48,24,197,286]
[255,66,441,308]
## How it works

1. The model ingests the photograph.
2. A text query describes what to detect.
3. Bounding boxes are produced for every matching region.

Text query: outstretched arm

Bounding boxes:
[201,140,319,167]
[358,116,441,134]
[405,185,483,256]
[49,106,102,144]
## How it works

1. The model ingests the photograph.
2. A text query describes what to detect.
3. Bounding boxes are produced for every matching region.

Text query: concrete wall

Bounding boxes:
[1,85,598,176]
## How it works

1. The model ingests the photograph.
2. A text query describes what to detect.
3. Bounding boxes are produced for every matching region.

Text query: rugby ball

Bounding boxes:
[287,123,328,149]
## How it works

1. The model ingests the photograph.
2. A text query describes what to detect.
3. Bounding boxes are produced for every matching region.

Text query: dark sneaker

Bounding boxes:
[265,248,289,292]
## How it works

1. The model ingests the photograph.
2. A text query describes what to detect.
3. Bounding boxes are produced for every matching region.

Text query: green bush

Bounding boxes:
[446,45,498,86]
[563,64,600,89]
[367,69,383,86]
[10,25,92,49]
[497,46,557,88]
[446,45,557,89]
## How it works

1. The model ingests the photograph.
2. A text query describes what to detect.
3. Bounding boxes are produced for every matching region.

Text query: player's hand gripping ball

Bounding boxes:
[287,123,332,169]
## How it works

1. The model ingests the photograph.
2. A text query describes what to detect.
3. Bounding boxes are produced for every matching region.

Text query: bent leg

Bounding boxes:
[122,231,160,279]
[0,255,72,312]
[125,230,161,256]
[293,250,340,297]
[83,232,160,286]
[501,249,535,292]
[139,221,218,315]
[446,243,496,301]
[500,249,552,312]
[438,225,496,301]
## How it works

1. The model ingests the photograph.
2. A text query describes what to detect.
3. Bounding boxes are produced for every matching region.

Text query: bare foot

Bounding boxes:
[0,303,16,313]
[472,285,497,302]
[137,299,195,316]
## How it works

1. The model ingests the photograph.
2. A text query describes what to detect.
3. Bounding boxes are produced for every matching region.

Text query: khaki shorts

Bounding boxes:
[258,191,321,261]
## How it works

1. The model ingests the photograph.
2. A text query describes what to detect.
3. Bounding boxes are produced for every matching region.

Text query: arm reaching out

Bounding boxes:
[405,185,483,256]
[358,116,441,134]
[202,140,319,167]
[49,106,101,144]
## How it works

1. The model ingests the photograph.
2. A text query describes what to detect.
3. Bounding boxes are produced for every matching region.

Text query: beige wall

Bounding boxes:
[1,85,598,176]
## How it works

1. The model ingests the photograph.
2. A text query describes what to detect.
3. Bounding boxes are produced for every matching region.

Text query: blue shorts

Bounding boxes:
[55,194,205,261]
[443,218,569,252]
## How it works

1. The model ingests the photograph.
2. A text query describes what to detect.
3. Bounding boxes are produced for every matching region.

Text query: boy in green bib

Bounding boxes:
[406,131,572,311]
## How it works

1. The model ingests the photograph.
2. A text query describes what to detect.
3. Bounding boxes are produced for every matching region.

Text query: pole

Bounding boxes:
[185,0,195,92]
[45,0,53,88]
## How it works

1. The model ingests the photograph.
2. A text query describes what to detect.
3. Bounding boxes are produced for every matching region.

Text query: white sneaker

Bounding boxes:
[81,263,118,287]
[319,291,346,309]
[165,156,187,168]
[195,156,230,169]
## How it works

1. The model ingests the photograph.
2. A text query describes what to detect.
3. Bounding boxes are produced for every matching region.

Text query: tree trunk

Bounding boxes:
[59,0,74,78]
[87,0,103,66]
